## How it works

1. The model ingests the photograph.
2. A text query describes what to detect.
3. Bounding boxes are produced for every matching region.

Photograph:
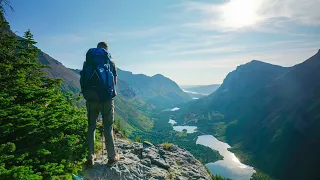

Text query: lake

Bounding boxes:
[197,135,255,180]
[173,126,197,133]
[168,119,197,133]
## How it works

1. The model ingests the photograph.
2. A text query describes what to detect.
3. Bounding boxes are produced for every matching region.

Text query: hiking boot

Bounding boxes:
[107,153,120,167]
[84,159,94,167]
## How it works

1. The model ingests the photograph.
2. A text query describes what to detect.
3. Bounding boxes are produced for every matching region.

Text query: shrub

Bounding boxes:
[162,142,174,151]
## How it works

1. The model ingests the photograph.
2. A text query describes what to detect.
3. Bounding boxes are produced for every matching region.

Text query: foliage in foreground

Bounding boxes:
[0,8,87,179]
[212,174,229,180]
[161,142,174,151]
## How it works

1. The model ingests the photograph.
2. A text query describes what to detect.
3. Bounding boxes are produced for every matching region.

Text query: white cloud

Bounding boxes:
[181,0,320,31]
[143,38,320,56]
[142,33,233,55]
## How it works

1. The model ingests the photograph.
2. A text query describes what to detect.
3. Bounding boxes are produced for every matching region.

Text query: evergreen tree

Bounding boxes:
[0,7,87,179]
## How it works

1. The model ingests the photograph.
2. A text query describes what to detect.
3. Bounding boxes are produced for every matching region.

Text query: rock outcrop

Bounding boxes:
[83,139,212,180]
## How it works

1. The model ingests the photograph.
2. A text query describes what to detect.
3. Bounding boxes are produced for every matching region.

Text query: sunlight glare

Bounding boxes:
[231,153,241,164]
[217,0,262,29]
[231,153,248,168]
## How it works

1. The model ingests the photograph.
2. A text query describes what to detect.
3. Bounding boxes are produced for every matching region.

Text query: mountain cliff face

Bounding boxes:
[204,60,289,120]
[179,51,320,179]
[178,60,289,125]
[83,139,212,180]
[38,52,81,94]
[226,50,320,180]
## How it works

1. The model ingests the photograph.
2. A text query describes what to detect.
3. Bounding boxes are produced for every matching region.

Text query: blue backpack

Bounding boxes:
[80,48,116,101]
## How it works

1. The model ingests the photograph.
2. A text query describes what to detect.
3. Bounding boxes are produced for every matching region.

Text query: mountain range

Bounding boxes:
[177,51,320,180]
[36,48,191,134]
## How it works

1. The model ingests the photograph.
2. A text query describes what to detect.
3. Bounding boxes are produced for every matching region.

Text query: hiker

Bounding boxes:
[80,42,119,166]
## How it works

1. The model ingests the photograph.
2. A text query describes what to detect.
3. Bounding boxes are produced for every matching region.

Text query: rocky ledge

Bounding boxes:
[83,139,211,180]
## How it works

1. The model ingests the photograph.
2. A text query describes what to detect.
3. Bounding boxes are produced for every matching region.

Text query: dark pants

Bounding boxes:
[86,100,116,160]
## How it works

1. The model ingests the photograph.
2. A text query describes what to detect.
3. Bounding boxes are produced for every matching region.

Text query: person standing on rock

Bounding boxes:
[80,42,120,167]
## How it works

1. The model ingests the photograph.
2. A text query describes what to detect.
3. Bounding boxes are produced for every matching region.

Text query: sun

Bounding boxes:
[218,0,262,29]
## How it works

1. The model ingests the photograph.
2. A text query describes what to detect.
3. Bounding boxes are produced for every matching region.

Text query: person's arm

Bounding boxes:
[112,61,118,86]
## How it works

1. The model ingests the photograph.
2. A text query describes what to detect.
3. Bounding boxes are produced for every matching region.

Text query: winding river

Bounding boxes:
[168,113,255,179]
[197,135,255,180]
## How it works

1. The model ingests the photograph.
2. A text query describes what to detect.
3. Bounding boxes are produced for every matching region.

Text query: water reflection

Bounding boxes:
[173,126,197,133]
[163,107,180,112]
[197,135,255,180]
[168,119,177,125]
[170,107,180,111]
[168,119,197,133]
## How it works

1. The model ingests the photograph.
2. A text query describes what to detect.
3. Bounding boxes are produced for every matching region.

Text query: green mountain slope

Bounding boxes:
[117,69,191,109]
[177,52,320,179]
[38,52,81,94]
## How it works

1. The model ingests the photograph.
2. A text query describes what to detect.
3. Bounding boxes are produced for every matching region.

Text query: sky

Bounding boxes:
[4,0,320,85]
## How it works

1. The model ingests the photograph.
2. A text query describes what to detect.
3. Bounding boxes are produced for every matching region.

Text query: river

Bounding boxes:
[197,135,255,180]
[168,113,255,179]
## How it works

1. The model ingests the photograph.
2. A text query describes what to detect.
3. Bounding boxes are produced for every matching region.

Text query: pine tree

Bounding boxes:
[0,8,87,179]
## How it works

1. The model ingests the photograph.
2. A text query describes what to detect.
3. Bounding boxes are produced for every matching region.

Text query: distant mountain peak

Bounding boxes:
[247,60,273,66]
[250,59,264,63]
[152,74,165,78]
[236,59,284,72]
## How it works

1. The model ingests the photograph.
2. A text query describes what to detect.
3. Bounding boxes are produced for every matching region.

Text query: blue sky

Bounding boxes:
[4,0,320,85]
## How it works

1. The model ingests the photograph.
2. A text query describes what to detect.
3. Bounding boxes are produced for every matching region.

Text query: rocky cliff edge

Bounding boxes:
[83,139,211,180]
